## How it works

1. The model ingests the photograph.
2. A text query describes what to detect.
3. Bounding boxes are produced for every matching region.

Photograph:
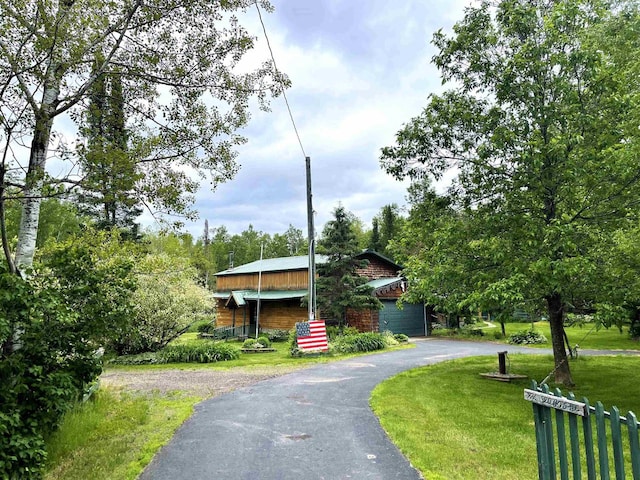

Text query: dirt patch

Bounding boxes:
[100,365,304,398]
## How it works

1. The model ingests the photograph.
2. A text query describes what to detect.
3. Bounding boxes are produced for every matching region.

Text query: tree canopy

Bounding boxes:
[381,0,640,385]
[0,0,285,271]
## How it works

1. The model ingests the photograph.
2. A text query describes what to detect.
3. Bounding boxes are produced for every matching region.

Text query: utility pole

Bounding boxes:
[306,156,316,322]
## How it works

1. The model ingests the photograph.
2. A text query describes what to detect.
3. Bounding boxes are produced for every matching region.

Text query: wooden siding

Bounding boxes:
[260,302,307,330]
[357,254,400,279]
[216,270,308,291]
[215,299,236,327]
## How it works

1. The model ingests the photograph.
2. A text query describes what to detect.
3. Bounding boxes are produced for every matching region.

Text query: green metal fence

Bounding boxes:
[525,380,640,480]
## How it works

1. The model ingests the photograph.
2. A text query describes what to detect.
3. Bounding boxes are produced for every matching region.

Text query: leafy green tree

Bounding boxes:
[111,252,215,354]
[3,197,83,249]
[0,229,137,478]
[381,0,640,385]
[317,206,382,325]
[1,0,285,271]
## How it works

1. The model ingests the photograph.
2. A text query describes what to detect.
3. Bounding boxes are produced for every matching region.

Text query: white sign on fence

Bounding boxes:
[524,389,589,417]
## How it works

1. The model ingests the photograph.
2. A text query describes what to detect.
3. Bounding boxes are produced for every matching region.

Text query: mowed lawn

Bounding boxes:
[434,320,640,351]
[371,354,640,480]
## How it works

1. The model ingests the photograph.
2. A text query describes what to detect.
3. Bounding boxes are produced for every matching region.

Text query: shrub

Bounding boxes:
[158,343,239,363]
[629,323,640,340]
[243,338,260,348]
[508,329,547,345]
[0,267,105,479]
[195,321,216,334]
[492,330,505,340]
[394,333,410,343]
[263,329,289,342]
[382,330,400,347]
[332,332,387,354]
[460,326,485,337]
[107,352,159,365]
[257,336,271,348]
[110,253,215,355]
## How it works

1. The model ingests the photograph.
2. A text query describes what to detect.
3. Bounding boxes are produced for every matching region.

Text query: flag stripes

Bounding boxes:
[296,320,328,351]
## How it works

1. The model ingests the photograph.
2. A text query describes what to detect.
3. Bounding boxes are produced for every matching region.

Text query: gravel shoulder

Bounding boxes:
[100,365,306,397]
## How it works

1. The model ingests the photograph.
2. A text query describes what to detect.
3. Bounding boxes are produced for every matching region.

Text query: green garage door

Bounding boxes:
[379,301,425,337]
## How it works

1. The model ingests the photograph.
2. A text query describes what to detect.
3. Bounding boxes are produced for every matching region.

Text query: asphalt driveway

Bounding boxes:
[140,339,541,480]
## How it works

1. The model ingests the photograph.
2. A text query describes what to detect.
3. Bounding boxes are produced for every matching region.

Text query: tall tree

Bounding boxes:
[368,217,382,252]
[381,0,640,385]
[77,57,141,237]
[317,206,382,324]
[0,0,285,271]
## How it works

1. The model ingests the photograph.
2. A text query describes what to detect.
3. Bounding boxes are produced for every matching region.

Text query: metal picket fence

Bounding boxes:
[525,380,640,480]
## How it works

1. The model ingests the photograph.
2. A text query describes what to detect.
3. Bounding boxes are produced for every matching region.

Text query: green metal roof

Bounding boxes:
[215,250,402,277]
[214,290,307,306]
[366,277,404,290]
[215,255,328,276]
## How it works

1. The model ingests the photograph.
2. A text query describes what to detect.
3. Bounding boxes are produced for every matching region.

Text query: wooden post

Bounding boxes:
[498,351,507,375]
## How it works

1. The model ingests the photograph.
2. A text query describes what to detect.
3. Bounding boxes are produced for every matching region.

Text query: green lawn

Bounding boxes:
[434,321,640,351]
[371,355,640,480]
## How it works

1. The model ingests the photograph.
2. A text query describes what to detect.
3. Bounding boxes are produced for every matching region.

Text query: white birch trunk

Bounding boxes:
[14,89,58,270]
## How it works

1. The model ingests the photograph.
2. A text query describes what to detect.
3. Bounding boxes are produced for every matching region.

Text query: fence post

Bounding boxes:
[566,392,582,480]
[628,411,640,480]
[609,407,625,480]
[595,402,610,480]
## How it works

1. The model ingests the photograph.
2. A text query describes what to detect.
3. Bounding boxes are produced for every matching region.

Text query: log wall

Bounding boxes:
[216,270,308,291]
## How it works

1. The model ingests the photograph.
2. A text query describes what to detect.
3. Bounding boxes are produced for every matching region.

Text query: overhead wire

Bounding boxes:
[254,1,307,159]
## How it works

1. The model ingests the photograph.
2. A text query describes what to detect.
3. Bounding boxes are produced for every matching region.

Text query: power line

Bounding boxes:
[254,2,307,159]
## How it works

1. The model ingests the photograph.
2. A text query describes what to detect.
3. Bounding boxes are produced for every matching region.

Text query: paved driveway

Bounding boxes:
[139,340,537,480]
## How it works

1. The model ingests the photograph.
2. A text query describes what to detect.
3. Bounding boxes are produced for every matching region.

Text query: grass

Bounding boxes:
[108,336,413,371]
[45,336,413,479]
[371,354,640,480]
[44,390,199,480]
[433,321,640,351]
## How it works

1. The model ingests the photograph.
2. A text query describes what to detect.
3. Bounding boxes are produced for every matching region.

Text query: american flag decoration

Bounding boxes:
[295,320,328,352]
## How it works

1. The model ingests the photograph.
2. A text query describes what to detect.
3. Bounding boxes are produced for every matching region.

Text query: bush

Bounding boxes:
[195,321,216,334]
[382,330,399,347]
[263,329,289,342]
[508,329,547,345]
[332,332,387,354]
[629,323,640,340]
[394,333,410,343]
[109,253,215,355]
[492,330,505,340]
[158,343,239,363]
[107,352,159,365]
[257,336,271,348]
[0,267,105,479]
[243,338,260,348]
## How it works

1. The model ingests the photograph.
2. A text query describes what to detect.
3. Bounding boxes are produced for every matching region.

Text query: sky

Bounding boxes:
[169,0,474,239]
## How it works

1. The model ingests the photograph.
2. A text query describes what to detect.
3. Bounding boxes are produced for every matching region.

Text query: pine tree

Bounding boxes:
[317,206,382,324]
[77,56,141,238]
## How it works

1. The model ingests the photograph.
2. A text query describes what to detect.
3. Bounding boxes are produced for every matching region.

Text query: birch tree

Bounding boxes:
[0,0,284,272]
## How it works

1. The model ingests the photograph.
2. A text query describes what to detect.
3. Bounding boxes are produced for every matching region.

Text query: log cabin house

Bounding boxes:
[213,250,428,336]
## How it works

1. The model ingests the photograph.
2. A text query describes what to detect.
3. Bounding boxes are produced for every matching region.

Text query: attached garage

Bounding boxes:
[379,300,426,337]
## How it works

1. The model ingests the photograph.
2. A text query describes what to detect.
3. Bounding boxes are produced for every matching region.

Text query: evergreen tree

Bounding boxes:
[317,206,382,324]
[77,57,142,238]
[368,217,382,252]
